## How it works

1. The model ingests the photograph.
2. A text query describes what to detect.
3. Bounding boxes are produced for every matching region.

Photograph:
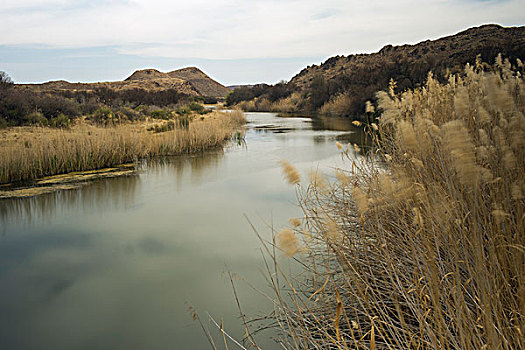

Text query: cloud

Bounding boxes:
[1,0,523,60]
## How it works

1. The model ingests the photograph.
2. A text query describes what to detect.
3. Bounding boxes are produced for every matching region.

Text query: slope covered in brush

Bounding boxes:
[293,24,525,115]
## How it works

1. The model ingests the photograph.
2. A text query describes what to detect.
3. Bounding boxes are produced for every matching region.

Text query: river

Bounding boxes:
[0,112,366,349]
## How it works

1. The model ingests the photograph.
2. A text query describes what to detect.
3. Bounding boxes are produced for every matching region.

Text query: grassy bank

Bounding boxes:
[267,58,524,348]
[0,110,245,184]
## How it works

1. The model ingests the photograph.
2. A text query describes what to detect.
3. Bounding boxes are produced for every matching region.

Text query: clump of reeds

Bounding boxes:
[0,111,246,184]
[259,56,524,349]
[319,92,354,117]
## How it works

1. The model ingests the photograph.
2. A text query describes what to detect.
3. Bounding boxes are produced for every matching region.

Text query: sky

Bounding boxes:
[1,0,524,85]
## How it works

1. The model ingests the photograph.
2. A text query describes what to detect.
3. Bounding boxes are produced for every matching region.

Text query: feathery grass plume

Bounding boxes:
[478,129,490,146]
[276,228,301,257]
[503,148,517,171]
[389,78,397,97]
[289,217,302,227]
[491,208,508,225]
[441,120,480,187]
[352,120,361,126]
[335,141,343,149]
[397,120,419,154]
[477,106,492,126]
[511,183,524,200]
[323,217,342,244]
[351,186,369,215]
[279,159,300,185]
[365,100,375,114]
[453,85,471,120]
[376,90,401,124]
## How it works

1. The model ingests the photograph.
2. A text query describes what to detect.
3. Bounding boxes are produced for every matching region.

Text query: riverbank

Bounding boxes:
[0,110,245,186]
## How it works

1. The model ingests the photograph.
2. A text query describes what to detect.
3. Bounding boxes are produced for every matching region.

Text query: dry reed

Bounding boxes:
[0,110,245,184]
[256,57,524,349]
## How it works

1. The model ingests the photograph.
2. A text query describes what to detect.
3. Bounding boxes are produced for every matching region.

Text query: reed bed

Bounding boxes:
[256,58,524,349]
[0,110,245,184]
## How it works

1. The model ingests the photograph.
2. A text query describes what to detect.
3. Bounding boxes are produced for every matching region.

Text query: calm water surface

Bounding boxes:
[0,113,365,349]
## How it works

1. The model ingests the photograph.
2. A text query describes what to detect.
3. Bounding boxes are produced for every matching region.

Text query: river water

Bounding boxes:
[0,112,365,349]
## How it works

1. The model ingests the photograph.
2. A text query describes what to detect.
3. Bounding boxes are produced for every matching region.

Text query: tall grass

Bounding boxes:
[0,110,245,184]
[263,58,524,349]
[236,93,302,113]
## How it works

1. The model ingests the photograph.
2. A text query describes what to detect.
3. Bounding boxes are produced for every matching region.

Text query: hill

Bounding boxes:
[21,66,230,99]
[125,67,230,98]
[229,24,525,118]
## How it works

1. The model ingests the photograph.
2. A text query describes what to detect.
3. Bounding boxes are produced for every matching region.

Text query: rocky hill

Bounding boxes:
[21,66,230,99]
[289,24,525,115]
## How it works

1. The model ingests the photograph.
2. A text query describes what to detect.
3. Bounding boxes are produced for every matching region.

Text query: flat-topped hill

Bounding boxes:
[21,66,230,99]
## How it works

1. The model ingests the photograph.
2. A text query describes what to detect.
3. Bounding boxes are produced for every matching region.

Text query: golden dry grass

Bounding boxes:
[319,92,354,117]
[261,57,524,349]
[236,93,302,113]
[0,110,245,184]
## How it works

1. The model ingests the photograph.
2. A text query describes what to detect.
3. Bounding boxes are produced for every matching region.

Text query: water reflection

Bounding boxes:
[0,151,231,232]
[0,175,140,231]
[144,150,226,190]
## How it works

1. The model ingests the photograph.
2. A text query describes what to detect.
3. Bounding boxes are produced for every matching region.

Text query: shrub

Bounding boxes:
[149,109,169,119]
[0,71,13,89]
[187,101,207,114]
[26,111,48,126]
[308,73,330,109]
[118,106,142,121]
[91,107,116,125]
[49,113,71,128]
[177,105,192,116]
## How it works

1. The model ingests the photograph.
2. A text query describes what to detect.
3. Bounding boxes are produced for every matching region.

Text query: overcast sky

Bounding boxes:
[1,0,524,85]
